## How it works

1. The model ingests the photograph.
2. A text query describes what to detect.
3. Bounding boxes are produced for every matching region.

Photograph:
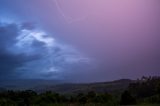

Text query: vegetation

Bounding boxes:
[127,76,160,104]
[0,76,160,106]
[0,90,116,106]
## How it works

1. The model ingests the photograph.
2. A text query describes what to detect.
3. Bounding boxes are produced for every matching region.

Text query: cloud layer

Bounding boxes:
[0,21,90,80]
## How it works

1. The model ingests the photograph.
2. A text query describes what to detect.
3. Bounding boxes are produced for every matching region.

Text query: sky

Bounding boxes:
[0,0,160,82]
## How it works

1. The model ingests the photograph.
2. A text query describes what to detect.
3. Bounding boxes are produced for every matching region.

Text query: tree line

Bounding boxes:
[0,90,116,106]
[0,76,160,106]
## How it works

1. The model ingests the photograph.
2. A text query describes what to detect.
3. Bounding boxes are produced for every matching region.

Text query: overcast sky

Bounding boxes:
[0,0,160,82]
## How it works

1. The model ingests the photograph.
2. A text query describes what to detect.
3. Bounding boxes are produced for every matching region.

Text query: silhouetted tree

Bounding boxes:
[87,91,96,102]
[76,93,87,104]
[157,84,160,96]
[120,90,136,105]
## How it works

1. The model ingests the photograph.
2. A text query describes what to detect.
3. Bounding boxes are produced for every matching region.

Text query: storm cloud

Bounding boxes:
[0,21,90,80]
[0,23,39,78]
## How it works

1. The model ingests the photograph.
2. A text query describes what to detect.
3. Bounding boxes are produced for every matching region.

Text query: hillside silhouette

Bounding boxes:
[0,76,160,105]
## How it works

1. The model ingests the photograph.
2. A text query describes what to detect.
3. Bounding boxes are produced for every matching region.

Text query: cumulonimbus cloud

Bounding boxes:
[0,19,90,80]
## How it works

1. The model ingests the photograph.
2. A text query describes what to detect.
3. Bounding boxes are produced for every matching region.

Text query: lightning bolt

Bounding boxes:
[52,0,87,24]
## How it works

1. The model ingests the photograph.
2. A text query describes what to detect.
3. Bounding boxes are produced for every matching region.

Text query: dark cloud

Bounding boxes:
[0,22,42,79]
[0,21,90,81]
[0,52,40,78]
[0,23,18,48]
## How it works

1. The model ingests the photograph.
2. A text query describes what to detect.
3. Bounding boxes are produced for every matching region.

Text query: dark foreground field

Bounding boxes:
[0,76,160,106]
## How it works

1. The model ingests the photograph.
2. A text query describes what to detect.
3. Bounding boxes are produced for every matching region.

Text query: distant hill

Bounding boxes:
[0,87,6,92]
[0,79,133,94]
[0,79,64,90]
[33,79,133,94]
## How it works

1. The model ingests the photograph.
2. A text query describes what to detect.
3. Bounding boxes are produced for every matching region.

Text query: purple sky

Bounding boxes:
[0,0,160,82]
